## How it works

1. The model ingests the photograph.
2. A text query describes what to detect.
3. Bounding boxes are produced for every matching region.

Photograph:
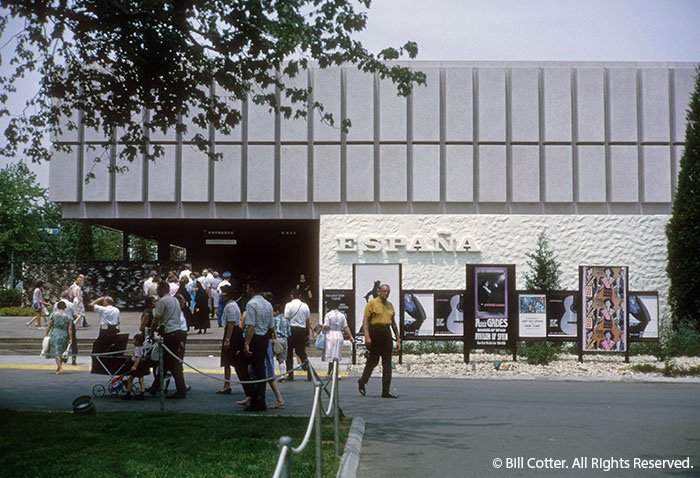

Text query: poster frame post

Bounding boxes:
[465,264,517,364]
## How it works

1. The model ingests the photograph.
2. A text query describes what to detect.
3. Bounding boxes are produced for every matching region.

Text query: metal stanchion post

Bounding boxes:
[315,381,323,478]
[278,436,292,478]
[159,340,165,412]
[333,359,340,456]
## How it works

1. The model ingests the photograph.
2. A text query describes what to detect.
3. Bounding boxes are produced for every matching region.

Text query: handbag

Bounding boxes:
[40,336,50,356]
[315,331,326,351]
[273,338,284,355]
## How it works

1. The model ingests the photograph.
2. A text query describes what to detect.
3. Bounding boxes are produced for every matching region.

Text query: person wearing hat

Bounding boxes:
[216,271,232,327]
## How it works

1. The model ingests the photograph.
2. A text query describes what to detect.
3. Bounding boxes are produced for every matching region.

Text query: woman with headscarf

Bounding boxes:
[192,280,210,334]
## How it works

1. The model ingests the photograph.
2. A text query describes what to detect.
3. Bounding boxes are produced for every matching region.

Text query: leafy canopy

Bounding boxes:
[0,0,425,172]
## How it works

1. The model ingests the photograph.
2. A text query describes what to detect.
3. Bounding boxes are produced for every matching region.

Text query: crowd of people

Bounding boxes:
[30,265,366,408]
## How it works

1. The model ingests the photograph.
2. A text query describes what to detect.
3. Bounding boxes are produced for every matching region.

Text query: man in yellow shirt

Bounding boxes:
[358,284,401,398]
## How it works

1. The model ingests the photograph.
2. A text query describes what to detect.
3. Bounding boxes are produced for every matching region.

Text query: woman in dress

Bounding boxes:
[322,308,354,376]
[192,280,210,334]
[44,302,73,374]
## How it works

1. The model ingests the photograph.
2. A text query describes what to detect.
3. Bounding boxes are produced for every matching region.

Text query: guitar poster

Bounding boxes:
[518,293,546,338]
[352,263,402,346]
[467,264,516,349]
[546,292,578,339]
[402,291,434,337]
[628,291,658,341]
[435,291,464,336]
[580,265,628,352]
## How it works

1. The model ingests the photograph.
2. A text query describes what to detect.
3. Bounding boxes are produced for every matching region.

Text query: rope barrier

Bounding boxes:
[159,342,304,386]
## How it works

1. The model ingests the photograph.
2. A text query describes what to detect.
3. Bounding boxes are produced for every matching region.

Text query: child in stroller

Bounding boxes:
[122,333,149,400]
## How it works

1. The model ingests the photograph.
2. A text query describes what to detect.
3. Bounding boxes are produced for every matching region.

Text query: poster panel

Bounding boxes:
[467,264,516,349]
[323,289,354,336]
[435,291,464,336]
[518,293,547,338]
[628,291,659,341]
[475,266,508,319]
[402,291,435,337]
[546,291,579,339]
[353,264,401,346]
[581,265,628,352]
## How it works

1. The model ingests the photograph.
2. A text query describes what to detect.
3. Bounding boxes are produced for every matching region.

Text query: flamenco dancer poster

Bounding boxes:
[581,265,628,352]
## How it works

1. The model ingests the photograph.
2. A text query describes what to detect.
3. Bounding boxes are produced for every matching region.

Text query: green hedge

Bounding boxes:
[0,288,23,307]
[0,306,36,317]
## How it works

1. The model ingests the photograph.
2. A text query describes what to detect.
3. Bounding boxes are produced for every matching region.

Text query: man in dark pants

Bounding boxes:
[218,286,255,401]
[150,282,188,399]
[358,284,401,398]
[243,280,275,411]
[284,289,315,381]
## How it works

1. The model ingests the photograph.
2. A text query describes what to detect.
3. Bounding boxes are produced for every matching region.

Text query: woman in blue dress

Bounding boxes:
[44,302,73,374]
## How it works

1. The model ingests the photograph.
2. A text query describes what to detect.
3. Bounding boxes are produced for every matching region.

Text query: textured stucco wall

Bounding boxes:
[319,214,670,317]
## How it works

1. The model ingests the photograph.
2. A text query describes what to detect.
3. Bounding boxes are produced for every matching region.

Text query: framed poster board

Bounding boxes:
[517,292,547,339]
[465,264,517,361]
[580,266,629,359]
[435,290,464,337]
[402,291,435,337]
[546,291,579,341]
[352,263,402,348]
[628,291,659,342]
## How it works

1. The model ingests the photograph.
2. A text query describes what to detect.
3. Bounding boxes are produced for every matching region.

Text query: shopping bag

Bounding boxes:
[40,336,50,356]
[315,332,326,351]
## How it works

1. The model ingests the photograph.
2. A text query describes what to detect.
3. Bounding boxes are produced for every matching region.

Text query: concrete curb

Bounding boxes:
[337,416,365,478]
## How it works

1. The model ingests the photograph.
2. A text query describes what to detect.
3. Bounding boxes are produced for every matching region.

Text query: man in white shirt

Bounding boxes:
[216,271,232,326]
[143,271,158,298]
[90,296,120,337]
[284,289,315,381]
[150,282,188,399]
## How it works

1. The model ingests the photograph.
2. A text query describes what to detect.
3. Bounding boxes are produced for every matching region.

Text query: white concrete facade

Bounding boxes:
[49,61,697,220]
[319,214,671,318]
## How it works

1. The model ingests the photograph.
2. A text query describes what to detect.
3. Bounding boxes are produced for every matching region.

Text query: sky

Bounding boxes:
[1,0,700,188]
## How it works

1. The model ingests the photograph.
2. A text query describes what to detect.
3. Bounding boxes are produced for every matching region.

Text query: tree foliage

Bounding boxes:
[0,0,425,171]
[666,67,700,329]
[523,229,561,292]
[0,162,48,281]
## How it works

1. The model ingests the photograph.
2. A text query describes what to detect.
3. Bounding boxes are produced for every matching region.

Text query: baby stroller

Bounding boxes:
[90,333,139,398]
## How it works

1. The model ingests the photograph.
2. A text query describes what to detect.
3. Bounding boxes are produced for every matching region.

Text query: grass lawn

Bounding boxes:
[0,410,351,478]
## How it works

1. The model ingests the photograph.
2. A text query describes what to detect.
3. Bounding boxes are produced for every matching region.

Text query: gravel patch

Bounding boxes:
[346,352,700,380]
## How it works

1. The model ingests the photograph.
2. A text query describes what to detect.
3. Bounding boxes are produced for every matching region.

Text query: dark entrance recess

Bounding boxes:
[93,218,319,308]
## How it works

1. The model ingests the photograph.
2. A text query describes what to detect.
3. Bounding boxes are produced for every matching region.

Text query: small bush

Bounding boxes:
[0,306,36,317]
[401,341,462,354]
[663,361,700,377]
[629,341,665,360]
[518,341,560,365]
[0,288,23,307]
[630,364,661,374]
[663,319,700,357]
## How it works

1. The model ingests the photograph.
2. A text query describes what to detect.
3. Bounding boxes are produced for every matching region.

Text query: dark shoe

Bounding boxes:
[71,358,77,366]
[166,392,186,399]
[381,392,398,399]
[136,393,145,400]
[216,388,232,395]
[358,380,366,396]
